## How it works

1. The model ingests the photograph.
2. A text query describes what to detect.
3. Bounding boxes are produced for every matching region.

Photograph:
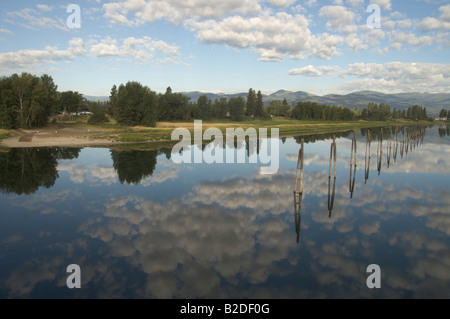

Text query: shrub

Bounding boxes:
[88,113,109,125]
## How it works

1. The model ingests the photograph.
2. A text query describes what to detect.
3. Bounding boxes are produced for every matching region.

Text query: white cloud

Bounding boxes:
[347,0,364,7]
[36,4,54,12]
[288,65,322,76]
[0,38,85,73]
[371,0,392,11]
[0,28,14,35]
[103,0,262,25]
[0,35,183,73]
[288,62,450,93]
[319,5,358,34]
[439,4,450,22]
[308,33,344,59]
[90,36,181,63]
[7,7,67,31]
[186,12,340,61]
[389,31,436,49]
[90,37,121,57]
[419,4,450,32]
[266,0,297,8]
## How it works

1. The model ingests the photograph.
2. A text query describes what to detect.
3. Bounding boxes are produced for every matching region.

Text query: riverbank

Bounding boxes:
[0,118,433,149]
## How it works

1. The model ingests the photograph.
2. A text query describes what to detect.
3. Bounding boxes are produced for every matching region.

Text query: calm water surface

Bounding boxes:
[0,125,449,299]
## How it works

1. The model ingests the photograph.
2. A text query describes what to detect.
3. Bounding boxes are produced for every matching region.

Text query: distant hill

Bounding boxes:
[84,95,109,102]
[85,90,450,116]
[184,90,450,116]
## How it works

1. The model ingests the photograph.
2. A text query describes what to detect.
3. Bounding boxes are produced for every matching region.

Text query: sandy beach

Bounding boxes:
[0,127,117,148]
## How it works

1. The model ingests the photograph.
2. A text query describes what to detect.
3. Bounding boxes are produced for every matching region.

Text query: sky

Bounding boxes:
[0,0,449,96]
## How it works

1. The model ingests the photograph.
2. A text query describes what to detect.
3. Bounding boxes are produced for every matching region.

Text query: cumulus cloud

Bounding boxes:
[319,5,358,34]
[0,36,184,73]
[288,62,450,93]
[103,0,262,25]
[419,4,450,32]
[0,38,85,73]
[185,12,324,61]
[288,65,323,76]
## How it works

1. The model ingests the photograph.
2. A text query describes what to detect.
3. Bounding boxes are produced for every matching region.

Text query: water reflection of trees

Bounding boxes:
[0,148,80,195]
[438,125,450,137]
[110,150,159,185]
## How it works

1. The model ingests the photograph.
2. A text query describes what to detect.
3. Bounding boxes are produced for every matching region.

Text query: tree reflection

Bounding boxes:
[0,148,80,195]
[438,125,449,137]
[110,150,158,185]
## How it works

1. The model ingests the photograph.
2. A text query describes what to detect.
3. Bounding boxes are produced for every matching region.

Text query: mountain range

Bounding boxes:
[85,90,450,116]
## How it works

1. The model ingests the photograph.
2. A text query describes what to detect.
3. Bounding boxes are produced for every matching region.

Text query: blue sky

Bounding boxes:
[0,0,449,96]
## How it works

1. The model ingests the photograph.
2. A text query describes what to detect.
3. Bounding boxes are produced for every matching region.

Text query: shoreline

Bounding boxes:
[0,120,435,149]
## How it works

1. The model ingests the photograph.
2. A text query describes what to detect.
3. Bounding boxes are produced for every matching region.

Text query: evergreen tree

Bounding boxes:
[197,95,212,120]
[229,97,245,121]
[255,90,264,117]
[246,88,256,117]
[110,85,118,116]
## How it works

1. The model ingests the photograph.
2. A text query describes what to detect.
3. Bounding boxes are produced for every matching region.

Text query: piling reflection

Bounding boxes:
[364,129,371,184]
[291,125,429,242]
[377,128,383,175]
[328,136,337,218]
[293,139,304,244]
[349,131,357,198]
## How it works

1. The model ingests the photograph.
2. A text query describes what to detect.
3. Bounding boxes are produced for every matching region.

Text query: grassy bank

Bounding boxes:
[0,129,10,141]
[0,117,434,151]
[102,118,430,143]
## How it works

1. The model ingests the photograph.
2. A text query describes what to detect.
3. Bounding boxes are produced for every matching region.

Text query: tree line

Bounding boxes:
[0,72,437,129]
[360,103,430,121]
[0,73,94,129]
[109,84,272,126]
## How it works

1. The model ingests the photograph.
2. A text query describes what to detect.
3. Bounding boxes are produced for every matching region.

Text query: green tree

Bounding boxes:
[116,81,158,127]
[255,90,264,117]
[158,87,190,121]
[110,85,118,116]
[0,76,15,128]
[60,91,83,118]
[229,97,245,121]
[213,97,228,119]
[197,95,212,120]
[11,73,54,128]
[246,88,256,117]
